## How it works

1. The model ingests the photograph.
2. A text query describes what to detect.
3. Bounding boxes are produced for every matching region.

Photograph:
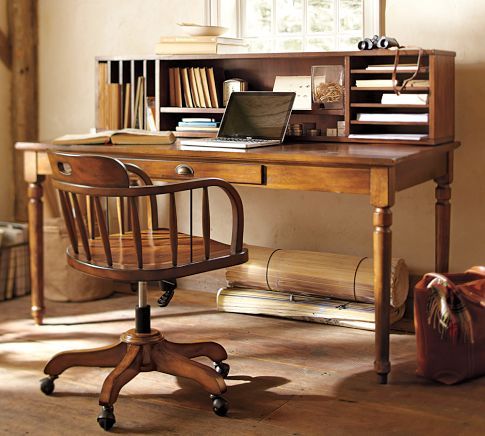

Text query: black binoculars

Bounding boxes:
[358,35,400,50]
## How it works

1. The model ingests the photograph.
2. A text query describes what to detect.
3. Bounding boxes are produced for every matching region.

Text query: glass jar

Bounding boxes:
[311,65,344,109]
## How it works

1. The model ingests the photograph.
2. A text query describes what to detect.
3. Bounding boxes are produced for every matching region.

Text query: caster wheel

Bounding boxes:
[40,376,56,395]
[210,395,229,417]
[214,361,230,378]
[97,406,116,431]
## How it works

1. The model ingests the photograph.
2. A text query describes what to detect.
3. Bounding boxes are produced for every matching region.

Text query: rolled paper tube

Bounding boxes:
[226,245,409,308]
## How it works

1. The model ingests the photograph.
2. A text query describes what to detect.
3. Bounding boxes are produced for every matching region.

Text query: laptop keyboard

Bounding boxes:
[207,137,274,143]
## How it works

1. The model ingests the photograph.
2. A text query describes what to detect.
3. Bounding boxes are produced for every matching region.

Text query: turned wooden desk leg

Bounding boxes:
[373,207,392,384]
[28,177,45,325]
[435,151,453,273]
[435,180,451,273]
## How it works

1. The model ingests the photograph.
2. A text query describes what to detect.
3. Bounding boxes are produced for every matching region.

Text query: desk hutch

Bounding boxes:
[95,49,454,144]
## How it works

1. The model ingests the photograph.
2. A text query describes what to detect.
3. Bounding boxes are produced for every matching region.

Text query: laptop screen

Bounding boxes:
[218,92,295,141]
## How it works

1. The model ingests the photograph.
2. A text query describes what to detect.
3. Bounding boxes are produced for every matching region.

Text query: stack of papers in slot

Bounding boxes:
[348,133,427,141]
[366,63,420,72]
[355,79,398,87]
[381,93,428,105]
[356,113,429,122]
[406,80,429,87]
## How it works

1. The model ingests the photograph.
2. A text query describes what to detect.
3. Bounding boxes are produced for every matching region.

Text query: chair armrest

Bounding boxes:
[53,177,245,255]
[148,178,244,255]
[124,163,155,186]
[136,178,244,255]
[133,178,245,255]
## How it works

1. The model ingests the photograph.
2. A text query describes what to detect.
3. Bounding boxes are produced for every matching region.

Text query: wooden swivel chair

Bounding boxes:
[39,152,248,430]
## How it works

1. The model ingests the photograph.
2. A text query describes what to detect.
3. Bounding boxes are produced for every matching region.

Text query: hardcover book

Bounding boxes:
[53,129,175,145]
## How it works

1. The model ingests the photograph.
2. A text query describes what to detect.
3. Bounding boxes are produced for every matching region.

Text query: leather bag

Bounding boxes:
[414,266,485,384]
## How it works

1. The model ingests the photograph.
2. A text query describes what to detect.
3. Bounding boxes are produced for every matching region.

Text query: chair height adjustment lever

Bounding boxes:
[158,279,177,307]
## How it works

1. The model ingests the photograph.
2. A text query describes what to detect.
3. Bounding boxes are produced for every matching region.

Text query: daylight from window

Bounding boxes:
[243,0,363,52]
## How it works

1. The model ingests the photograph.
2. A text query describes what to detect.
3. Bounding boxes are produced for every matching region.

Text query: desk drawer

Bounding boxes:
[266,164,370,194]
[123,159,264,185]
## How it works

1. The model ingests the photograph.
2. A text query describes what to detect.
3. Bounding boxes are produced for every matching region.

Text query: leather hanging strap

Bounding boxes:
[392,47,424,95]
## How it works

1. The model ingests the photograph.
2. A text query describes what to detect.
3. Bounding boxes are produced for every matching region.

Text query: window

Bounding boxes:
[208,0,382,52]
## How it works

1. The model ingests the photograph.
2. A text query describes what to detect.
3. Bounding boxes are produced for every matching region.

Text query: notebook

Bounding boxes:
[180,91,295,149]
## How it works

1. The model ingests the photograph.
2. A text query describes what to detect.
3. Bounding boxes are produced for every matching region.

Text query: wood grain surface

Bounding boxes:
[0,288,484,435]
[17,141,459,168]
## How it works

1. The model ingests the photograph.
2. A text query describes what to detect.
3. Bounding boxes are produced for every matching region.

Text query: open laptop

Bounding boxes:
[180,91,295,149]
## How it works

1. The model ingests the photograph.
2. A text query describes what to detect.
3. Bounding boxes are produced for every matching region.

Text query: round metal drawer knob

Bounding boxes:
[175,164,194,176]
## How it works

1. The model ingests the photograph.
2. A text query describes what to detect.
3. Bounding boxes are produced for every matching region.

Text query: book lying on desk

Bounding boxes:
[53,129,175,145]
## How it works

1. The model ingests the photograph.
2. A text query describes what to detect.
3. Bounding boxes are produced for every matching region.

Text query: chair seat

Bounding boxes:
[67,229,248,282]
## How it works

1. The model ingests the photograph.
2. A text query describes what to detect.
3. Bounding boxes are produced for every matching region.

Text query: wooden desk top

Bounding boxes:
[16,141,460,168]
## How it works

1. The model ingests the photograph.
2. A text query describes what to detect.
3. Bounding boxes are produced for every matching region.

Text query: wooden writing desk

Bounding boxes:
[16,140,458,384]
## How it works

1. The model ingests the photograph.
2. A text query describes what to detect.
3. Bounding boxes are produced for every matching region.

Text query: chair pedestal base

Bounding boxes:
[43,328,229,409]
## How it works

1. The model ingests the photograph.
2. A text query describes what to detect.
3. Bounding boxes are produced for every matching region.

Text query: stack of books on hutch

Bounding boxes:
[175,118,219,136]
[156,36,248,55]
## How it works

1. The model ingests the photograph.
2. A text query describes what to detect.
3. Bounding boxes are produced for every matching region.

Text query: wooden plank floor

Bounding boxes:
[0,288,484,435]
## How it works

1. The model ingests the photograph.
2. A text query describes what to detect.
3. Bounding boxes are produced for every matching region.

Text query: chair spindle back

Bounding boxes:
[48,152,245,274]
